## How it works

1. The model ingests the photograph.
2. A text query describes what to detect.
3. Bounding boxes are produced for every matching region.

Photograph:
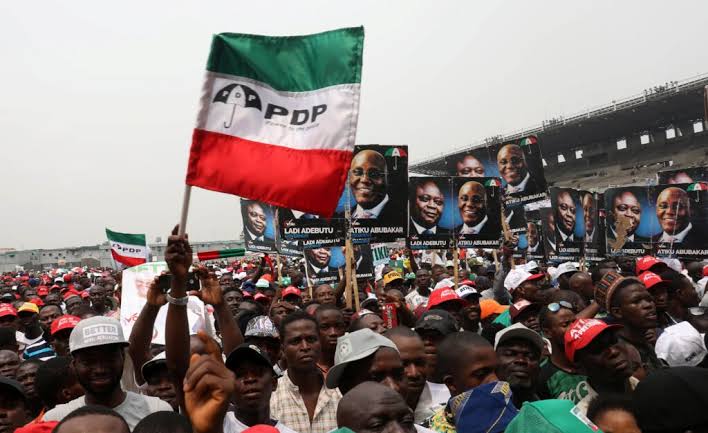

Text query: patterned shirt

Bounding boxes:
[270,370,341,433]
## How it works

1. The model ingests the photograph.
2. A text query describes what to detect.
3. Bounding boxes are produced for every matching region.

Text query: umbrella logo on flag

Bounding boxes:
[687,182,708,192]
[213,83,263,128]
[384,147,407,170]
[519,136,538,146]
[484,179,501,187]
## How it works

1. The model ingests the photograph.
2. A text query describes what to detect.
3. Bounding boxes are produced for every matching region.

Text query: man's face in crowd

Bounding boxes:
[44,293,62,308]
[415,270,431,290]
[388,335,427,403]
[22,289,37,301]
[0,391,29,433]
[514,308,542,333]
[224,290,243,317]
[232,359,276,413]
[245,202,267,236]
[556,191,576,235]
[340,347,407,397]
[656,187,691,234]
[456,155,486,177]
[0,350,20,379]
[612,191,641,236]
[16,362,40,401]
[613,283,657,330]
[526,223,539,247]
[446,345,498,396]
[78,277,91,290]
[317,310,345,354]
[54,414,129,433]
[461,297,481,327]
[542,308,576,346]
[576,330,633,382]
[282,319,321,370]
[72,344,125,396]
[582,193,595,235]
[17,312,37,332]
[145,365,178,411]
[413,181,444,227]
[64,297,83,316]
[51,329,72,357]
[417,329,445,381]
[308,248,331,269]
[672,275,700,309]
[314,285,336,306]
[360,314,386,334]
[0,314,17,331]
[496,339,540,389]
[38,306,61,332]
[458,181,486,226]
[339,384,416,433]
[497,144,528,186]
[350,150,387,209]
[89,286,109,311]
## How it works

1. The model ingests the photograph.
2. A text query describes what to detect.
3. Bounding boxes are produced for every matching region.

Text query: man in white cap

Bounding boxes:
[43,316,172,429]
[655,321,708,368]
[493,268,550,327]
[553,262,579,291]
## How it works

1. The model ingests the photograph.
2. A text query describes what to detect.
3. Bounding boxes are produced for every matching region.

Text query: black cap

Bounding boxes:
[415,309,459,335]
[225,343,273,373]
[0,377,26,400]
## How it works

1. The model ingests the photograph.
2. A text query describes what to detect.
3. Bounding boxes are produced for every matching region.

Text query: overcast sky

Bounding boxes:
[2,0,707,250]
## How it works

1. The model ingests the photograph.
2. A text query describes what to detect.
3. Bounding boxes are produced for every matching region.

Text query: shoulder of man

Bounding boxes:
[43,396,86,421]
[126,391,173,411]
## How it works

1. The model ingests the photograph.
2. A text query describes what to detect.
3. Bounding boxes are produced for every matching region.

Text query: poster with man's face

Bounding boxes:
[445,148,493,178]
[539,207,556,260]
[407,177,454,250]
[650,183,708,259]
[277,207,345,249]
[524,210,545,261]
[338,145,408,244]
[505,202,528,258]
[350,244,375,280]
[604,187,652,257]
[304,247,341,286]
[240,199,276,253]
[452,177,502,248]
[657,167,708,185]
[487,136,548,206]
[549,187,583,260]
[579,191,605,261]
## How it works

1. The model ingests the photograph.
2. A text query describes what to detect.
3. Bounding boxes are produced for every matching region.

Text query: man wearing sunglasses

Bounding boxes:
[565,319,637,416]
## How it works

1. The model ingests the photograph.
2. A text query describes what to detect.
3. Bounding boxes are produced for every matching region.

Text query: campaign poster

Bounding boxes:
[407,177,454,250]
[351,244,375,280]
[487,136,548,206]
[120,262,208,345]
[539,207,557,260]
[524,210,545,261]
[240,199,277,253]
[649,183,708,260]
[548,187,584,260]
[445,147,494,178]
[579,191,605,261]
[338,145,408,243]
[276,238,302,257]
[604,187,653,257]
[277,207,345,249]
[304,246,342,286]
[657,167,708,185]
[505,202,528,258]
[452,177,502,248]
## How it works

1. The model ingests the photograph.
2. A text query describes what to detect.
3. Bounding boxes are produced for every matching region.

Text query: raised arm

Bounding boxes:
[128,276,166,384]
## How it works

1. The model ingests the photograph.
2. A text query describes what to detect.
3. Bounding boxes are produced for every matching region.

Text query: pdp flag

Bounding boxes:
[186,27,364,217]
[106,228,148,268]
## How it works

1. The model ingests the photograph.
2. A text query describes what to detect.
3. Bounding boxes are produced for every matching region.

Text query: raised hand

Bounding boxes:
[166,225,193,282]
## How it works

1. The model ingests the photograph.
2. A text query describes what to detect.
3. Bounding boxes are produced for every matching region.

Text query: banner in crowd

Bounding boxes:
[304,247,341,286]
[186,27,364,217]
[276,238,302,257]
[120,262,208,345]
[548,187,584,261]
[338,145,408,244]
[539,207,556,260]
[453,177,502,248]
[240,199,277,253]
[604,183,708,259]
[580,191,606,261]
[105,228,148,268]
[657,166,708,185]
[407,177,454,250]
[524,210,545,261]
[371,243,391,266]
[444,135,548,206]
[278,208,345,249]
[351,244,375,280]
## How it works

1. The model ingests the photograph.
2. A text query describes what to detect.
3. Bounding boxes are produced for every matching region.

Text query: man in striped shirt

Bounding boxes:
[16,303,55,361]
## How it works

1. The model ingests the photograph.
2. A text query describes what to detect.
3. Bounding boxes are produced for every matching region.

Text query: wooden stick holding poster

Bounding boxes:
[344,240,353,309]
[350,243,360,312]
[302,251,313,298]
[453,247,459,290]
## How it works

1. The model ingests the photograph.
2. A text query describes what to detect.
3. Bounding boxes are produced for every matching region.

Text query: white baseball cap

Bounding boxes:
[504,269,544,291]
[552,262,579,280]
[326,328,399,389]
[655,321,707,367]
[69,316,128,353]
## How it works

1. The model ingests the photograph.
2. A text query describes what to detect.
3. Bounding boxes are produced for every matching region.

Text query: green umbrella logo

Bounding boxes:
[384,147,407,169]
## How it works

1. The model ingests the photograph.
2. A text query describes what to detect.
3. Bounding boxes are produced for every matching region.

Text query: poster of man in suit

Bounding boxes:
[549,187,583,261]
[304,247,340,286]
[657,166,707,185]
[524,210,545,261]
[407,177,454,250]
[650,183,708,259]
[539,207,557,259]
[487,136,548,206]
[604,186,652,257]
[338,145,408,244]
[580,191,605,261]
[452,177,502,248]
[445,147,492,178]
[240,199,276,253]
[277,207,345,249]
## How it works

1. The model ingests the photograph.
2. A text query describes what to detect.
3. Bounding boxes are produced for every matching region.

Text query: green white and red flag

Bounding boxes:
[196,248,245,262]
[186,27,364,217]
[105,228,148,268]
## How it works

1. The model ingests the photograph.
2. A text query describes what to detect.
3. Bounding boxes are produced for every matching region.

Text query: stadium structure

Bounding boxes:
[411,73,708,191]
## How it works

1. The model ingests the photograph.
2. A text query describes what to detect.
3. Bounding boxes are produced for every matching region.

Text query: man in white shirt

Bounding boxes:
[43,316,172,430]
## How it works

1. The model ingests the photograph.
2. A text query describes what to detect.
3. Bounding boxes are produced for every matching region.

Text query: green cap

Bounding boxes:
[505,400,602,433]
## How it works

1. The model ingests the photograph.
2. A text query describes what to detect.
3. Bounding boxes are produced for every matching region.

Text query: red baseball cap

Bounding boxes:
[242,425,279,433]
[564,318,622,362]
[37,287,49,297]
[50,315,81,335]
[427,288,466,310]
[28,297,44,307]
[242,290,253,299]
[0,304,17,318]
[703,265,708,277]
[62,290,81,301]
[638,271,670,292]
[63,274,73,283]
[281,286,301,298]
[636,256,661,275]
[510,299,541,320]
[80,291,90,299]
[254,293,269,302]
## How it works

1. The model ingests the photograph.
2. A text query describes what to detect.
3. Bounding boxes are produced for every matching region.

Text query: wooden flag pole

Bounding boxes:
[350,245,360,312]
[344,240,353,309]
[276,253,282,283]
[178,185,192,236]
[302,251,313,298]
[453,246,459,290]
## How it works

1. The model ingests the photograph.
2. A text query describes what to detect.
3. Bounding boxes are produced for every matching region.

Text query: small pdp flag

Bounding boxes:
[106,228,148,268]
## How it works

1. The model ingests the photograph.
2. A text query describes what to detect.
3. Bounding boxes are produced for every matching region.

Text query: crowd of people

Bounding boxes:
[1,228,708,433]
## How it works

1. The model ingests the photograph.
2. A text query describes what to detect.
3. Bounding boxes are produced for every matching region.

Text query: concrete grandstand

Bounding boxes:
[411,74,708,191]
